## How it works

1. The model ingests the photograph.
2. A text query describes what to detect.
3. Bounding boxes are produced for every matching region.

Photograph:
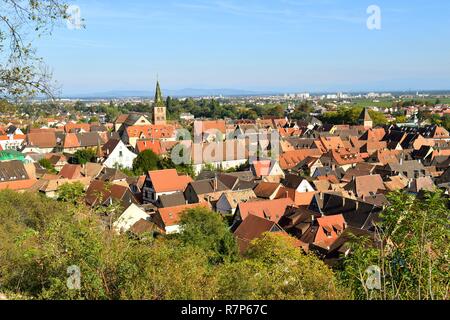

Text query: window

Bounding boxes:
[119,151,123,157]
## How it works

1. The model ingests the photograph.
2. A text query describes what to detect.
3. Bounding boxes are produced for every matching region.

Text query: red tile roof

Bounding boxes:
[157,203,209,228]
[148,169,193,193]
[279,149,323,170]
[126,125,175,139]
[237,198,294,223]
[59,164,82,180]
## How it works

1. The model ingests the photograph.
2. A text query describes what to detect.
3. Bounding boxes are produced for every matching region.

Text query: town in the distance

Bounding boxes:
[1,81,449,300]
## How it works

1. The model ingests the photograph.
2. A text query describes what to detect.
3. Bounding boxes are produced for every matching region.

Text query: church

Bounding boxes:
[153,80,167,125]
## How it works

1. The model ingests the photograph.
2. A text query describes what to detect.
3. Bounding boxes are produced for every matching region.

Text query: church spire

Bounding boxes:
[155,80,163,106]
[153,80,167,125]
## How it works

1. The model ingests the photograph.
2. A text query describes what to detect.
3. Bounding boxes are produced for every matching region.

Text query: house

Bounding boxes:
[22,132,57,153]
[113,203,150,234]
[253,182,282,200]
[33,177,91,199]
[309,193,382,231]
[59,132,106,154]
[190,140,249,175]
[193,120,227,142]
[384,175,410,191]
[0,160,37,192]
[279,149,323,170]
[128,219,163,237]
[85,180,139,209]
[114,113,152,132]
[142,169,192,204]
[216,189,257,215]
[250,160,285,182]
[233,214,285,253]
[64,123,91,133]
[156,192,187,208]
[300,215,347,252]
[6,125,24,136]
[153,203,209,234]
[59,164,83,180]
[376,159,429,180]
[282,174,315,193]
[46,154,68,172]
[232,197,294,226]
[184,178,229,204]
[80,162,104,179]
[101,139,137,169]
[292,156,323,176]
[124,124,176,149]
[0,134,26,151]
[97,167,129,183]
[343,175,386,199]
[407,176,436,194]
[320,149,364,172]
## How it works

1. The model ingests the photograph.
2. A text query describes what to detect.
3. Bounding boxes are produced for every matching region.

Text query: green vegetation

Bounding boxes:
[57,182,86,205]
[0,190,347,300]
[321,106,388,126]
[73,148,97,165]
[340,191,449,300]
[133,149,195,178]
[38,158,57,174]
[166,98,286,120]
[0,189,448,300]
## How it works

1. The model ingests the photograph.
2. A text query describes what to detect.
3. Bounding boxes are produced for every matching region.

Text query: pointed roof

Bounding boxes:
[359,108,372,122]
[154,81,164,106]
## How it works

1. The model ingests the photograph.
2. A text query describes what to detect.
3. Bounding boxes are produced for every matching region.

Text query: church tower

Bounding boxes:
[359,108,373,129]
[153,80,167,125]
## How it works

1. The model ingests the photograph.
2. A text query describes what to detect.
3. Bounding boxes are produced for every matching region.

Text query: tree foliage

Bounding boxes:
[176,207,239,264]
[1,0,70,99]
[340,191,449,300]
[73,148,97,165]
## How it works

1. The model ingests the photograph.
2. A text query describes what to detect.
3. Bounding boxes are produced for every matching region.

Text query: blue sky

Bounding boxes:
[34,0,450,95]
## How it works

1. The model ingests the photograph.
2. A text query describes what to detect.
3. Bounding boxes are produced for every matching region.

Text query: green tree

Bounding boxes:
[217,232,348,300]
[1,1,71,98]
[57,182,86,205]
[340,191,450,300]
[176,207,239,264]
[73,148,97,165]
[39,158,57,173]
[132,149,160,174]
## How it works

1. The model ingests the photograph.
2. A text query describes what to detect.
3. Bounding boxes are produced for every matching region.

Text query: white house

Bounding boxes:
[251,160,285,181]
[102,139,137,169]
[0,134,25,151]
[113,203,150,234]
[142,169,192,204]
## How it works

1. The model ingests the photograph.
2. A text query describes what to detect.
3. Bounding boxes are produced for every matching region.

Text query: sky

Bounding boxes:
[33,0,450,95]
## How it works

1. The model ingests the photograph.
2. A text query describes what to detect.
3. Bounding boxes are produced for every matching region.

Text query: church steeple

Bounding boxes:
[155,80,163,106]
[153,80,167,125]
